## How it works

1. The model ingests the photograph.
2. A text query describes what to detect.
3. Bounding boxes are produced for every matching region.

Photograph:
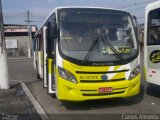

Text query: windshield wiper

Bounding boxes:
[84,38,98,63]
[101,35,124,60]
[83,35,123,64]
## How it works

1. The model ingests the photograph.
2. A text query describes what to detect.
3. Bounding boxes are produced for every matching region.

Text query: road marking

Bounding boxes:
[21,82,49,120]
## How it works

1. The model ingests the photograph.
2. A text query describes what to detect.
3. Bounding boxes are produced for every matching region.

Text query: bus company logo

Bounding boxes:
[101,74,108,81]
[92,62,114,66]
[150,50,160,63]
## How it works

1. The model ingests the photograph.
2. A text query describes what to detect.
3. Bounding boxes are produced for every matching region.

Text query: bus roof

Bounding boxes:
[50,6,128,12]
[35,6,130,36]
[145,0,160,14]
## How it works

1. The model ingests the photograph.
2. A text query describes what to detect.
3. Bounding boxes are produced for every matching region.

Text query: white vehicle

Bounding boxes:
[144,1,160,85]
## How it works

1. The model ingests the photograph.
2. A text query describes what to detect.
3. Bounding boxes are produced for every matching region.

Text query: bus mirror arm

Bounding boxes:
[51,51,55,59]
[52,51,55,55]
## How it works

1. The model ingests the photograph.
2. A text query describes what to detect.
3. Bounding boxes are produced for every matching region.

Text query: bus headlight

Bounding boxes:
[58,67,77,84]
[128,65,140,80]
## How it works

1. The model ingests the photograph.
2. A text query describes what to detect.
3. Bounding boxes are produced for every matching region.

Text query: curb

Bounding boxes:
[21,82,49,120]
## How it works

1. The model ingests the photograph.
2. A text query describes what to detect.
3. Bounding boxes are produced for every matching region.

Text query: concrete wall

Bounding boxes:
[5,36,32,57]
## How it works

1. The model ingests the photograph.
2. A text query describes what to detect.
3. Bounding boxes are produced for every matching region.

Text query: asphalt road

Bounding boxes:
[8,56,160,120]
[0,83,41,120]
[2,58,41,120]
[8,57,37,84]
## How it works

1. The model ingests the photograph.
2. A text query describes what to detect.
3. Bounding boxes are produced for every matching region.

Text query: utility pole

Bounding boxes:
[0,0,9,89]
[25,10,32,58]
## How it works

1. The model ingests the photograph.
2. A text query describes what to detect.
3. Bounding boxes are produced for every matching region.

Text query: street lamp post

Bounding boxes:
[0,0,9,89]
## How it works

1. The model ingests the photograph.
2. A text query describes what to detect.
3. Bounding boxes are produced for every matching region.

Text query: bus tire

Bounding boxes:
[49,84,57,98]
[36,61,40,79]
[37,73,40,79]
[50,93,57,98]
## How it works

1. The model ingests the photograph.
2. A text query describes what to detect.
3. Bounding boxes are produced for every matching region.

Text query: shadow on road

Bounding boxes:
[146,83,160,98]
[0,83,41,120]
[61,86,145,111]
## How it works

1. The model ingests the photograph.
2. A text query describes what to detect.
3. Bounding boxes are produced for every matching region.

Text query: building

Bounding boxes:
[4,24,37,57]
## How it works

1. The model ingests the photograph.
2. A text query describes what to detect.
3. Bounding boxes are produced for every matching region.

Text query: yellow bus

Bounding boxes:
[144,1,160,85]
[34,7,140,101]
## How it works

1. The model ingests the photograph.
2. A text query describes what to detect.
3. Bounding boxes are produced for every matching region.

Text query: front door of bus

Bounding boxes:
[146,8,160,85]
[43,26,55,93]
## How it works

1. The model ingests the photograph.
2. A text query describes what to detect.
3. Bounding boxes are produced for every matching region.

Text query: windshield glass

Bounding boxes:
[59,9,138,62]
[148,8,160,45]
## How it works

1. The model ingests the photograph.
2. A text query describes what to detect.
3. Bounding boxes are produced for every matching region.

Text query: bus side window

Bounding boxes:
[33,38,37,51]
[39,32,43,51]
[34,35,40,51]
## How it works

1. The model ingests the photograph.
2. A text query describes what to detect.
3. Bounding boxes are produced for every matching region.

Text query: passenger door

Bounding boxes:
[146,8,160,85]
[44,13,57,94]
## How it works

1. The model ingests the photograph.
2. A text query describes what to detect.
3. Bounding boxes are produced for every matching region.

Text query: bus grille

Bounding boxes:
[76,69,128,83]
[80,78,125,83]
[76,69,129,74]
[81,88,126,96]
[82,91,125,96]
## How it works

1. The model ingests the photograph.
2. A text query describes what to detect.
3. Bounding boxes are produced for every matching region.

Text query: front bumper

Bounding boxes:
[57,74,141,101]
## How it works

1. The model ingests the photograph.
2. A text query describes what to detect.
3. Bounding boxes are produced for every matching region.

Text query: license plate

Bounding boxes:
[98,87,113,93]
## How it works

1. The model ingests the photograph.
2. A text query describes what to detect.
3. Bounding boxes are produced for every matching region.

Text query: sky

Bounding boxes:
[1,0,158,29]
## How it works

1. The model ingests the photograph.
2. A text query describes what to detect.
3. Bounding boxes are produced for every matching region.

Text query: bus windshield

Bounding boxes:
[148,8,160,45]
[59,9,138,63]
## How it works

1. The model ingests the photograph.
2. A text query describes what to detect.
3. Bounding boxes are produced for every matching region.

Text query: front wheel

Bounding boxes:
[36,61,40,79]
[50,85,57,98]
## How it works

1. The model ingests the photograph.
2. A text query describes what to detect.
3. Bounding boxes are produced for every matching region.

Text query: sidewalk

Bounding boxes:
[0,83,41,120]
